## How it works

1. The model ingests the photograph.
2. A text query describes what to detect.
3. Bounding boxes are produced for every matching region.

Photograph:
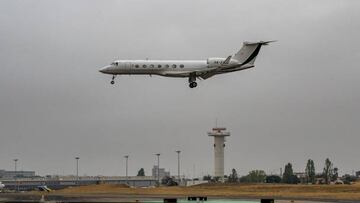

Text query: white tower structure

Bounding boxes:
[208,127,230,182]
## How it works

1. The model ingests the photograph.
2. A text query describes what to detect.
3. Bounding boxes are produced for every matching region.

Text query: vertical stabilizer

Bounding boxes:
[232,41,275,65]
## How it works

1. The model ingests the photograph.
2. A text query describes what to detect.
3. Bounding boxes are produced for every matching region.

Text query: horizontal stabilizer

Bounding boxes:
[243,40,276,46]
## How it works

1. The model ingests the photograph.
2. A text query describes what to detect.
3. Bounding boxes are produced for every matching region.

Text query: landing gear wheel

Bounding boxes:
[189,82,197,88]
[111,75,116,85]
[188,74,197,88]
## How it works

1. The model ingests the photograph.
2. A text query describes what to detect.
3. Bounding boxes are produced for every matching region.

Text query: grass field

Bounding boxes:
[44,182,360,201]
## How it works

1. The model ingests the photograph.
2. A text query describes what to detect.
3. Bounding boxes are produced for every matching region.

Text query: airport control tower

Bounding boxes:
[208,127,230,182]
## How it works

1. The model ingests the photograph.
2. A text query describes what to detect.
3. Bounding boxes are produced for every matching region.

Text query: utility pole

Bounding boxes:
[13,159,18,192]
[75,157,80,185]
[175,150,181,184]
[124,155,129,185]
[155,153,160,186]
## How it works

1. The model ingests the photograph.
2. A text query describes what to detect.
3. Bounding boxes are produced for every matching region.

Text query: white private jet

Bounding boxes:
[99,41,274,88]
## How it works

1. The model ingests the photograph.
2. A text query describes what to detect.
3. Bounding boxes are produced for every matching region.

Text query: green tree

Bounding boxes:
[228,168,239,182]
[203,175,212,181]
[266,175,282,183]
[343,174,357,184]
[305,159,316,184]
[323,158,333,184]
[331,167,338,182]
[240,170,266,183]
[283,163,293,183]
[283,163,298,184]
[137,168,145,176]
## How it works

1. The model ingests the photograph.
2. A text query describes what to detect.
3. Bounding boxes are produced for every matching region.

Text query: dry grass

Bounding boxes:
[46,182,360,201]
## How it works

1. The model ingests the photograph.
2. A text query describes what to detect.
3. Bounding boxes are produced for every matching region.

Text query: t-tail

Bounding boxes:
[232,40,275,66]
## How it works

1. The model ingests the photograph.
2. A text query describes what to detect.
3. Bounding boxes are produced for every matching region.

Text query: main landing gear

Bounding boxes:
[189,82,197,88]
[188,75,197,88]
[110,75,116,85]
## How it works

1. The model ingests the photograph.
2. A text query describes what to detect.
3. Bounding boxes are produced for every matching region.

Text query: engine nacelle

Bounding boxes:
[207,58,227,67]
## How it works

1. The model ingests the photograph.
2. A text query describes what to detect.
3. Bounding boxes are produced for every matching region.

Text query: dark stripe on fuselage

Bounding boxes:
[218,66,254,73]
[240,44,262,66]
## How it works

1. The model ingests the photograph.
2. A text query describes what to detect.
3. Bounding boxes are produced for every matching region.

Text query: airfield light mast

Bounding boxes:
[13,159,18,191]
[124,155,129,185]
[175,150,181,184]
[208,127,230,182]
[75,157,80,185]
[155,153,160,186]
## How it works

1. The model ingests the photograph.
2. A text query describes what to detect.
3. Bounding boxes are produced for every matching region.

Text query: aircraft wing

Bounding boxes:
[199,63,254,80]
[199,71,217,80]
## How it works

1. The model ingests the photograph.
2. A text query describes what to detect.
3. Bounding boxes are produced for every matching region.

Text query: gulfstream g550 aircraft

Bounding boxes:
[99,41,274,88]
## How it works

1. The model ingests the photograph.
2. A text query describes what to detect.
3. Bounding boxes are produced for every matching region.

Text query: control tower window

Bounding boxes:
[172,64,177,68]
[180,64,184,68]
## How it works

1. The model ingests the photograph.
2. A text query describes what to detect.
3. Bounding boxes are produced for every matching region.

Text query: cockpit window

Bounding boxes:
[111,62,119,66]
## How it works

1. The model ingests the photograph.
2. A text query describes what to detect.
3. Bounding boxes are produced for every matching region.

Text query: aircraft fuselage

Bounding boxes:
[100,60,210,78]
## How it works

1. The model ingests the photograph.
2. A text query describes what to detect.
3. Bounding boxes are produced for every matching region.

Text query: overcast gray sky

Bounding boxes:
[0,0,359,178]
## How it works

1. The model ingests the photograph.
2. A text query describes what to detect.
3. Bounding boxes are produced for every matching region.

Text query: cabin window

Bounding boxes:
[135,64,139,68]
[143,64,147,68]
[180,64,184,68]
[150,64,154,68]
[172,64,177,68]
[158,65,162,68]
[165,64,169,68]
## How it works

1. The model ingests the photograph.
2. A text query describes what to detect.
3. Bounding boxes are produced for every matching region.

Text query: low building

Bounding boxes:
[294,172,307,183]
[1,176,157,191]
[151,166,170,179]
[356,171,360,178]
[0,170,36,179]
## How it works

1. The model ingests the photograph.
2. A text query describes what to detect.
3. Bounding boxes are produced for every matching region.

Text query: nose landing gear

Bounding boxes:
[110,75,116,85]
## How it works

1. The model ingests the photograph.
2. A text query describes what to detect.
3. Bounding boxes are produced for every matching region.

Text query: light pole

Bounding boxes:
[175,150,181,184]
[75,157,79,185]
[13,159,18,192]
[155,153,160,186]
[124,155,129,185]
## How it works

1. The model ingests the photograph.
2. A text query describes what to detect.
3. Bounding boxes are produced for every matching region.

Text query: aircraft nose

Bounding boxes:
[99,66,111,74]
